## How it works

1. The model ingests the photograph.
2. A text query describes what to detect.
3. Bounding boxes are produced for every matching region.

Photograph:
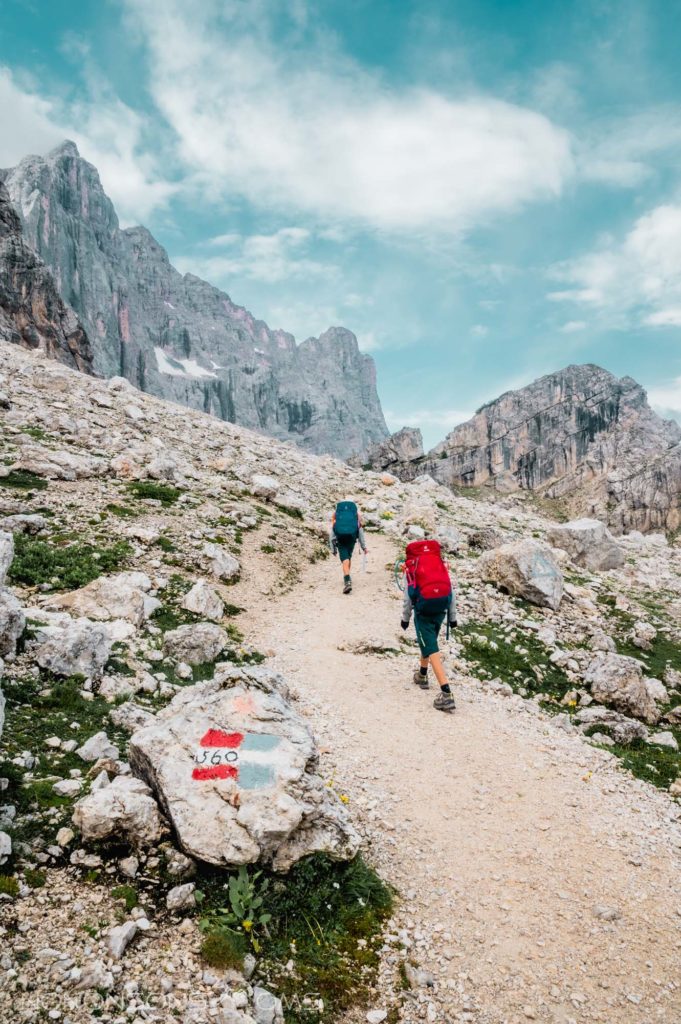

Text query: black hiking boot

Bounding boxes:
[433,690,456,713]
[343,576,352,594]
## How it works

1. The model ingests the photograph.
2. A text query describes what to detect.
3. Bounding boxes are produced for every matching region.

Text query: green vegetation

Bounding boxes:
[607,739,681,790]
[21,425,49,441]
[261,543,277,554]
[200,865,272,953]
[106,503,138,518]
[112,884,139,911]
[126,480,182,506]
[8,534,132,589]
[23,868,46,889]
[275,503,304,520]
[198,854,393,1023]
[0,469,48,491]
[460,620,573,701]
[0,875,19,897]
[155,536,176,552]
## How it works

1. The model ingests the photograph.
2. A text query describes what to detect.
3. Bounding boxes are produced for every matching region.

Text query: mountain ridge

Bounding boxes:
[1,141,388,457]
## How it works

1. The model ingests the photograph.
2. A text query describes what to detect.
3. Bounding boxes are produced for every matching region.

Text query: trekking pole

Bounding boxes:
[362,550,367,573]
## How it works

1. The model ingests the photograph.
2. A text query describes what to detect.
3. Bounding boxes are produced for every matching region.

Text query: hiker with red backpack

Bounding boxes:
[400,539,457,713]
[329,499,368,594]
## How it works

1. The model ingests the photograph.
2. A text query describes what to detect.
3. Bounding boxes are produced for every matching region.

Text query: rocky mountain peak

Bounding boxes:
[2,142,387,457]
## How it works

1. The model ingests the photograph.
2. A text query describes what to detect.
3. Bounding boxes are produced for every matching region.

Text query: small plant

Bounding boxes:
[201,866,272,952]
[126,481,183,506]
[23,868,46,889]
[200,929,248,970]
[260,543,277,554]
[155,536,176,552]
[0,875,19,897]
[112,884,138,911]
[106,503,138,518]
[380,510,394,520]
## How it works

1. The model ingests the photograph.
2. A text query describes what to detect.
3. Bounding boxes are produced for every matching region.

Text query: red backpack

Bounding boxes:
[405,539,452,615]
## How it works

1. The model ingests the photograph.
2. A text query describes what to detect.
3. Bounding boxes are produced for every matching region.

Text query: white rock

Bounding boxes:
[479,539,564,610]
[128,663,359,870]
[0,531,14,585]
[584,654,659,724]
[648,731,679,751]
[644,677,669,704]
[163,623,228,665]
[182,580,224,623]
[0,830,11,864]
[366,1012,388,1024]
[0,587,25,658]
[56,827,75,847]
[52,779,82,797]
[76,731,119,762]
[166,882,196,912]
[74,959,114,991]
[203,543,241,582]
[72,775,164,846]
[252,986,284,1024]
[106,920,138,959]
[36,618,112,679]
[547,518,624,571]
[250,474,279,499]
[44,572,153,626]
[119,855,139,878]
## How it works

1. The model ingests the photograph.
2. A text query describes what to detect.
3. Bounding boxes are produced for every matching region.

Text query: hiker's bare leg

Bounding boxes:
[342,558,351,575]
[420,656,429,670]
[429,652,448,687]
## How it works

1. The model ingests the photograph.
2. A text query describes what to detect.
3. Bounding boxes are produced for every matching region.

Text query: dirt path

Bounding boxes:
[242,532,681,1023]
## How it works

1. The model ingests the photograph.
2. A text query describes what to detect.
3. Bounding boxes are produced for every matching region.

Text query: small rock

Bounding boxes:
[106,920,138,959]
[166,882,196,912]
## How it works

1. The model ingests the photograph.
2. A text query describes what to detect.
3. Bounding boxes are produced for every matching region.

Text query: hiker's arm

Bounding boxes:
[358,525,368,553]
[448,590,458,626]
[401,589,413,626]
[328,522,337,553]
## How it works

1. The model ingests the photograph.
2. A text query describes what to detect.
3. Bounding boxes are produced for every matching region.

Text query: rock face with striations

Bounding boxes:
[391,365,681,534]
[349,426,424,472]
[1,142,387,458]
[0,180,93,373]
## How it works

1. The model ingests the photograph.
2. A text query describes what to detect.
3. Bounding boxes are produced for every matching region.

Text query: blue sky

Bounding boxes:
[3,0,681,447]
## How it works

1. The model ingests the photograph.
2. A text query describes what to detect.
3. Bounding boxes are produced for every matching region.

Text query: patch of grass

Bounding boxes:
[460,620,573,701]
[275,503,303,520]
[0,875,19,897]
[609,738,681,790]
[106,503,138,519]
[309,544,330,563]
[199,854,392,1024]
[155,536,176,552]
[0,469,48,491]
[201,930,248,970]
[598,594,681,679]
[105,655,135,677]
[22,426,49,441]
[260,543,277,554]
[8,534,132,590]
[23,868,46,889]
[112,884,138,911]
[126,481,182,506]
[381,510,395,519]
[223,602,243,617]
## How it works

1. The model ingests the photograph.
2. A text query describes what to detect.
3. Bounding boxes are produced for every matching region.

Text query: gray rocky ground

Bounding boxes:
[0,343,680,1023]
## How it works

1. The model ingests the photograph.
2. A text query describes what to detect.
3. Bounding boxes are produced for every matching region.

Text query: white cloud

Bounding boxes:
[579,106,681,188]
[549,204,681,327]
[559,320,587,333]
[385,407,474,433]
[123,0,573,233]
[646,376,681,424]
[0,66,175,224]
[177,227,333,284]
[470,324,488,337]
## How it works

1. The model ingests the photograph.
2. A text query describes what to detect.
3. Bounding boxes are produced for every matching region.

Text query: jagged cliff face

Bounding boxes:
[393,365,681,534]
[1,142,387,457]
[0,181,94,373]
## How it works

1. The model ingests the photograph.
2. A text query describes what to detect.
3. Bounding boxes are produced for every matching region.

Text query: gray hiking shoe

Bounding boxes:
[343,577,352,594]
[433,690,456,713]
[413,668,430,689]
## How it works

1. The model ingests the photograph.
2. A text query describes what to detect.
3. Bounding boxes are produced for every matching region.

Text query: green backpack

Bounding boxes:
[334,501,359,537]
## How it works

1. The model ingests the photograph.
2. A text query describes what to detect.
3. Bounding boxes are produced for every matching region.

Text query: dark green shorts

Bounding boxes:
[414,611,446,658]
[336,533,357,562]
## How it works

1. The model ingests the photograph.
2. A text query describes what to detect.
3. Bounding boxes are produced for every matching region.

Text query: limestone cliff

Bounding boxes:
[0,180,93,373]
[1,142,387,457]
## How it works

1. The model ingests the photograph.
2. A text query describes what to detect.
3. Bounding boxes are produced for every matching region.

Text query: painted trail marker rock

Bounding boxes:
[128,664,359,871]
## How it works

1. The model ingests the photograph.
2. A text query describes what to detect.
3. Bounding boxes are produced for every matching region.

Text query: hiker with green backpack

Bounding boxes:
[399,538,457,713]
[329,499,368,594]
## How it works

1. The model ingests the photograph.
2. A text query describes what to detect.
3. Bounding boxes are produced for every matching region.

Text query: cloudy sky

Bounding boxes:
[3,0,681,446]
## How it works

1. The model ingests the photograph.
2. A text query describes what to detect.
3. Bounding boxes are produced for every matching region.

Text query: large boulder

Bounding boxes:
[36,618,112,679]
[0,657,5,739]
[128,664,359,871]
[584,653,659,724]
[0,587,25,657]
[479,539,564,610]
[163,623,228,665]
[182,580,224,623]
[0,531,13,585]
[44,572,155,626]
[574,706,649,745]
[72,775,164,846]
[547,519,625,571]
[203,543,241,582]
